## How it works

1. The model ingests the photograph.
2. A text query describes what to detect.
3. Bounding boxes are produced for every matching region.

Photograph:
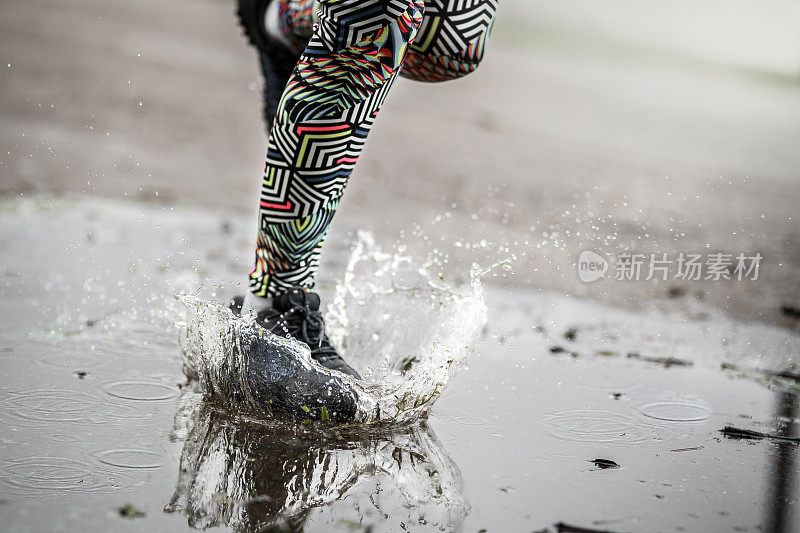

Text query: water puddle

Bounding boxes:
[1,198,799,531]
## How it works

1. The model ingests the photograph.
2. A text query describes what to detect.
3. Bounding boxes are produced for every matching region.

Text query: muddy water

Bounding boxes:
[1,198,798,532]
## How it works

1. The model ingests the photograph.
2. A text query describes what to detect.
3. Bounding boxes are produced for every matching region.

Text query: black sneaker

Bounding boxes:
[224,316,360,423]
[230,290,362,379]
[235,0,302,130]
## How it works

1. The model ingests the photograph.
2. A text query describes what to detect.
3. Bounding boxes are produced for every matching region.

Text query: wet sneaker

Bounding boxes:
[230,290,362,379]
[224,316,360,423]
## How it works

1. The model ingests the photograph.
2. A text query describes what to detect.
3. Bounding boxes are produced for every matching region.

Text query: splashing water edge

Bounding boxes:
[175,232,488,427]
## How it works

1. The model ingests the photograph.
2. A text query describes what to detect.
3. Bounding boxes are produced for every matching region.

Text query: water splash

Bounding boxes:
[175,232,487,425]
[326,231,489,423]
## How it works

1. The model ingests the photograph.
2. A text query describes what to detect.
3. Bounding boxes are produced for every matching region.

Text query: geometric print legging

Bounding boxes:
[249,0,499,297]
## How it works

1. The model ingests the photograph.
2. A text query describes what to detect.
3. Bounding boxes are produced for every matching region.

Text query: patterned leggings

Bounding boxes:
[249,0,498,297]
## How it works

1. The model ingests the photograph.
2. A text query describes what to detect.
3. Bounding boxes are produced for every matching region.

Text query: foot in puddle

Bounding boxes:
[230,289,361,378]
[222,316,361,423]
[224,289,367,423]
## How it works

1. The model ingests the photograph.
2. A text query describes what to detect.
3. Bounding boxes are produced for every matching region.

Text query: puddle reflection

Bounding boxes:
[767,391,798,533]
[165,390,468,531]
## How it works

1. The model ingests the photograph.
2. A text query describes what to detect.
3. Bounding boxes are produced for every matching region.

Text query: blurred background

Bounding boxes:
[2,3,800,531]
[2,0,799,324]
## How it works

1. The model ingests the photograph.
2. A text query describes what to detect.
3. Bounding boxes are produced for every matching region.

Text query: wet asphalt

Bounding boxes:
[1,0,800,531]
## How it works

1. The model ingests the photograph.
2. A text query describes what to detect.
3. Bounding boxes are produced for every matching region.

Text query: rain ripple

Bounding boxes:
[103,380,179,401]
[0,456,137,494]
[639,401,711,422]
[545,409,678,446]
[0,388,152,424]
[95,448,164,469]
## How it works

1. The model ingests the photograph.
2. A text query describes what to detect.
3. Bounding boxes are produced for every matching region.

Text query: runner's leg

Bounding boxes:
[249,0,425,298]
[401,0,497,82]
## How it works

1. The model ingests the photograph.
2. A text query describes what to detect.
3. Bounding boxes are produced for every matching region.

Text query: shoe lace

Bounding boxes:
[267,299,340,361]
